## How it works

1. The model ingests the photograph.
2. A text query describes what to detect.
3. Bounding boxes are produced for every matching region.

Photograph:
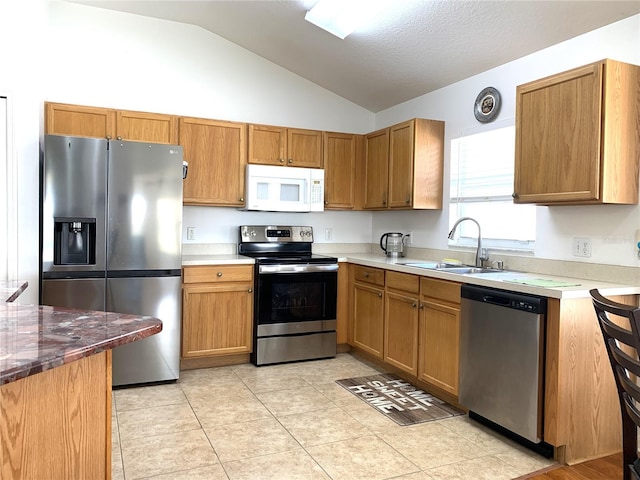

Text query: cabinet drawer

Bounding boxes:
[420,277,461,304]
[386,271,419,294]
[353,266,385,286]
[183,265,253,284]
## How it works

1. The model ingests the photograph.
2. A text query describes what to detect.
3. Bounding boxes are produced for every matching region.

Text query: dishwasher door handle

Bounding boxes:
[481,295,511,307]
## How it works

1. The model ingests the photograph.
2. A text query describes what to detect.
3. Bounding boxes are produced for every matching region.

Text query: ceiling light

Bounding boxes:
[304,0,390,39]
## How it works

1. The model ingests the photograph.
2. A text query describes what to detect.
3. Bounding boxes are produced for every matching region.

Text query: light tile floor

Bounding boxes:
[112,353,556,480]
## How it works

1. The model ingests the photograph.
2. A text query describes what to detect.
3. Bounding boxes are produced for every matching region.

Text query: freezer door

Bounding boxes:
[107,276,181,386]
[107,140,183,271]
[41,278,106,311]
[42,135,107,273]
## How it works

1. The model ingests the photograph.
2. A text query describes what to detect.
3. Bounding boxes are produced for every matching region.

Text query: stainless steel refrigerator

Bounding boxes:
[41,134,183,387]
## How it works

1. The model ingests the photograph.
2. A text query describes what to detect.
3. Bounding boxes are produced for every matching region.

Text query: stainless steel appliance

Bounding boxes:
[459,284,552,456]
[380,232,408,257]
[238,225,338,366]
[41,134,183,387]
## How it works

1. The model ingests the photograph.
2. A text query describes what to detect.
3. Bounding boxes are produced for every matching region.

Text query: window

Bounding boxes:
[449,124,535,251]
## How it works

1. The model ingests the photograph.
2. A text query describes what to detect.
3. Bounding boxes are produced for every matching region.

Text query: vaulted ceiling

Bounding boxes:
[67,1,640,112]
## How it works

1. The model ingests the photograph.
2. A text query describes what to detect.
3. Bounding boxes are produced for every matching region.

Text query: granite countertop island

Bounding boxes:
[0,291,163,480]
[0,302,162,385]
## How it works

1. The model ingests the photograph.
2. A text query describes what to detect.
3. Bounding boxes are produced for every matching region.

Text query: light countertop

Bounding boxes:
[335,253,640,299]
[182,254,255,266]
[181,251,640,299]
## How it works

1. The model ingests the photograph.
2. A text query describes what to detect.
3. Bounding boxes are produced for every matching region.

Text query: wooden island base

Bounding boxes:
[1,351,112,480]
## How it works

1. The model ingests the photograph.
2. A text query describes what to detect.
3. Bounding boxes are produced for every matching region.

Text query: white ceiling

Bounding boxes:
[67,0,640,112]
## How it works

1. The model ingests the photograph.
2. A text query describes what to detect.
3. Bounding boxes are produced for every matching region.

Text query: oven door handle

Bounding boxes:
[258,264,339,274]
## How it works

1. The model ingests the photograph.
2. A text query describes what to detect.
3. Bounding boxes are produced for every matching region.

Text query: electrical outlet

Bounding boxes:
[325,228,333,241]
[573,237,591,258]
[406,231,413,245]
[187,227,196,241]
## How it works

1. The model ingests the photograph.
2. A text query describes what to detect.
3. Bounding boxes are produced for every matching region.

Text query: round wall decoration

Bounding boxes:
[473,87,501,123]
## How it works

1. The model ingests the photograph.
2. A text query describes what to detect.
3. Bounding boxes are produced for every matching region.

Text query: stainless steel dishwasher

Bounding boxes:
[459,284,551,455]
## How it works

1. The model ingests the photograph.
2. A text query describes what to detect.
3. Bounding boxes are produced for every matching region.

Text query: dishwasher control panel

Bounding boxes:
[461,284,547,315]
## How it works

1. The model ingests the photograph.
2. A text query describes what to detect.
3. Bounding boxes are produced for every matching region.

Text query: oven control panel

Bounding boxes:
[240,225,314,243]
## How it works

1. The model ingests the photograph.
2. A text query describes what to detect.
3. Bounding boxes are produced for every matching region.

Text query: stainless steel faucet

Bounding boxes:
[448,217,489,267]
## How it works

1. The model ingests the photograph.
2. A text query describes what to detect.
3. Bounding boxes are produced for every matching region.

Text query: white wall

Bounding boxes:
[373,14,640,268]
[3,3,639,305]
[0,1,46,304]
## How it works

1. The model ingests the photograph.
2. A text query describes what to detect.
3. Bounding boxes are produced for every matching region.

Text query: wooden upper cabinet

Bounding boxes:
[364,128,390,209]
[116,110,178,144]
[287,128,323,168]
[323,131,362,209]
[514,59,640,205]
[45,102,115,139]
[364,119,444,210]
[45,102,178,144]
[389,119,444,210]
[180,117,247,206]
[248,124,322,168]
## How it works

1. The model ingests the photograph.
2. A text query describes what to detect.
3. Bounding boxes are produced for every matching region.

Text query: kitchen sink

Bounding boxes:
[398,262,510,275]
[439,266,499,274]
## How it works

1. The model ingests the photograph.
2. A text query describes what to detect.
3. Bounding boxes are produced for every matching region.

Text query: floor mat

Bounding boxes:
[336,373,464,426]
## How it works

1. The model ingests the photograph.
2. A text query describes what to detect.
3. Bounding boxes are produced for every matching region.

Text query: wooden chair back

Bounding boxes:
[591,289,640,480]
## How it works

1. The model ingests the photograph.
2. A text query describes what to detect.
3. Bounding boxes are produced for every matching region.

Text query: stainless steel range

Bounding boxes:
[238,225,338,366]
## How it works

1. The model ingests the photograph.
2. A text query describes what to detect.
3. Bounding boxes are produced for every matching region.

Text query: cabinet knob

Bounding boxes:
[412,302,417,308]
[364,272,369,278]
[382,199,387,206]
[279,158,285,163]
[406,198,411,204]
[288,158,293,164]
[217,272,223,277]
[378,292,382,298]
[324,200,328,205]
[117,136,122,141]
[240,197,244,202]
[248,288,253,293]
[512,193,518,199]
[106,135,112,140]
[419,303,424,309]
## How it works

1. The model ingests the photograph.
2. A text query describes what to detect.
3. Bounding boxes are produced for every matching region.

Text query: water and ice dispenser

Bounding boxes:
[53,217,96,265]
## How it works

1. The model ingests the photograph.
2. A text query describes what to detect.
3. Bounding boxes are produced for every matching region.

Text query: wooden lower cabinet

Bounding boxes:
[1,351,111,480]
[418,277,461,397]
[384,271,420,375]
[336,262,350,345]
[182,265,253,358]
[351,266,385,359]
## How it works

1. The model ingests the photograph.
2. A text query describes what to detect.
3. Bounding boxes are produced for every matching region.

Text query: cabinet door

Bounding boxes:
[388,120,414,208]
[418,300,460,396]
[336,262,349,344]
[248,124,286,166]
[116,110,178,144]
[323,131,357,209]
[514,63,603,203]
[180,117,247,206]
[287,128,323,168]
[45,102,115,139]
[182,283,253,358]
[364,128,389,209]
[352,282,384,358]
[384,290,419,375]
